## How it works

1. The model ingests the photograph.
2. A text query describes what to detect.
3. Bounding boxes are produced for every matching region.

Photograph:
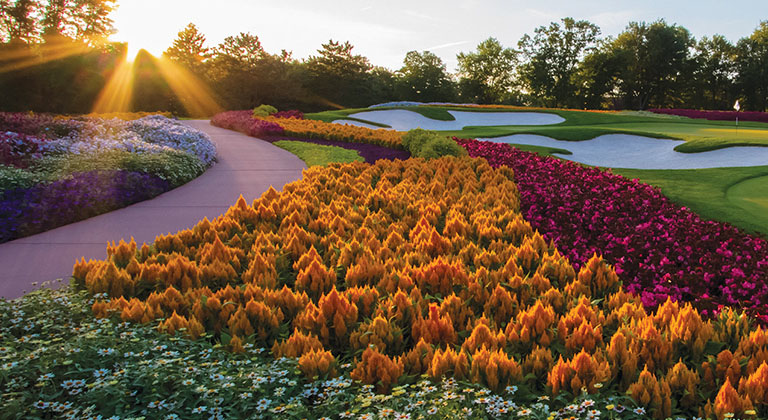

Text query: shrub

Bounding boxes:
[402,129,466,159]
[252,104,278,117]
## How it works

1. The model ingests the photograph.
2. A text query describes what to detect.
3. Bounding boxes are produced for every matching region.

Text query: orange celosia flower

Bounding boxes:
[470,347,522,393]
[272,329,324,358]
[298,349,338,380]
[666,359,701,410]
[350,347,403,393]
[462,323,506,354]
[627,366,672,419]
[349,316,403,355]
[547,350,611,396]
[411,304,457,346]
[428,347,469,381]
[739,361,768,406]
[506,301,557,351]
[714,377,752,420]
[400,338,435,376]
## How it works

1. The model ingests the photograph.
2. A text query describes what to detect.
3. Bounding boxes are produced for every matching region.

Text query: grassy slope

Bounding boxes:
[613,166,768,236]
[273,140,364,167]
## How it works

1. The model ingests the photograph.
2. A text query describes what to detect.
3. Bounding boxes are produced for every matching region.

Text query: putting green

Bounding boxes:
[726,175,768,231]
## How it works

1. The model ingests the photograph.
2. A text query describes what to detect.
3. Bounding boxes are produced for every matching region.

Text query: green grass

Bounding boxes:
[274,140,364,167]
[309,105,768,153]
[613,166,768,236]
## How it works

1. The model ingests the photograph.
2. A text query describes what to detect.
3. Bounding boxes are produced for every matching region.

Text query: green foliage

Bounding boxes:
[274,140,363,167]
[402,128,467,159]
[32,149,205,187]
[456,38,519,104]
[0,164,49,193]
[397,50,456,102]
[518,18,601,108]
[252,104,278,117]
[163,23,211,73]
[605,20,696,109]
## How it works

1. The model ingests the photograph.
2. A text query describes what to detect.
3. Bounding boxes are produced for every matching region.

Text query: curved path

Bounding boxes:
[0,121,306,299]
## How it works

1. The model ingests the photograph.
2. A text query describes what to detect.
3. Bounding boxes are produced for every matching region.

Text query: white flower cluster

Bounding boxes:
[40,116,216,166]
[129,116,216,165]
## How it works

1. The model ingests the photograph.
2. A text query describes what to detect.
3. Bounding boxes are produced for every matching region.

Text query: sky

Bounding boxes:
[111,0,768,71]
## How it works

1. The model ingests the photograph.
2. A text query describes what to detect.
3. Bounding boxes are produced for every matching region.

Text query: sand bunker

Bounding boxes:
[333,109,565,131]
[485,134,768,169]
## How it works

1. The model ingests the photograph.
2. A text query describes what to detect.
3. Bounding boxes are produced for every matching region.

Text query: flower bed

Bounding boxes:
[0,171,170,242]
[455,137,768,324]
[650,108,768,123]
[2,287,650,419]
[211,110,404,149]
[76,157,768,419]
[0,113,216,242]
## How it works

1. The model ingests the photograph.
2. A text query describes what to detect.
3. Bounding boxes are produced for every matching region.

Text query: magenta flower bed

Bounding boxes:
[455,137,768,323]
[649,108,768,124]
[272,110,304,119]
[210,111,284,137]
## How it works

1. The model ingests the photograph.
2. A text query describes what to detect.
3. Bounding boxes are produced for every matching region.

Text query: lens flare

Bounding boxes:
[92,58,136,113]
[152,55,223,117]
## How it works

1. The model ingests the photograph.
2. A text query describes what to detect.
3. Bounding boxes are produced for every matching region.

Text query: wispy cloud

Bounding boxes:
[403,9,442,23]
[424,40,470,51]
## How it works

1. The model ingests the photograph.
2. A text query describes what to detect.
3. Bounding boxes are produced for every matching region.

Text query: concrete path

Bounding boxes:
[0,120,306,299]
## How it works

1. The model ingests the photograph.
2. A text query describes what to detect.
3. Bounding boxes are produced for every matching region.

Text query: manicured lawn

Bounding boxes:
[274,140,364,166]
[613,166,768,236]
[310,105,768,153]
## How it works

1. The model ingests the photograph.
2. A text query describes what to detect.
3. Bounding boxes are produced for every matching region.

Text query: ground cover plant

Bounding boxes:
[273,140,364,167]
[0,113,216,243]
[70,156,768,419]
[455,138,768,324]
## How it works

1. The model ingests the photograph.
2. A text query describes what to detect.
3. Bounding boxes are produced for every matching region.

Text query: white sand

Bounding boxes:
[485,134,768,169]
[333,109,565,131]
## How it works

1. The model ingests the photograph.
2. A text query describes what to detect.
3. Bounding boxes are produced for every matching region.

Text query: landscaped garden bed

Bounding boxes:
[0,113,216,243]
[24,155,761,419]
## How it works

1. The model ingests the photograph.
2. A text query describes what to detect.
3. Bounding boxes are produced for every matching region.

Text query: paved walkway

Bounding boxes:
[0,120,306,299]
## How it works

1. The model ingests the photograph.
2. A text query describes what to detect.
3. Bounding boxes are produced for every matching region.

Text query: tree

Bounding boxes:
[42,0,116,44]
[608,20,695,109]
[690,35,737,109]
[456,37,518,104]
[735,21,768,111]
[518,18,600,108]
[304,39,373,107]
[163,23,211,74]
[206,32,307,110]
[396,50,455,102]
[1,0,40,44]
[574,39,625,109]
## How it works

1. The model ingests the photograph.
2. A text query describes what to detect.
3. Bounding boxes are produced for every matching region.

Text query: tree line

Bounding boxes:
[1,2,767,114]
